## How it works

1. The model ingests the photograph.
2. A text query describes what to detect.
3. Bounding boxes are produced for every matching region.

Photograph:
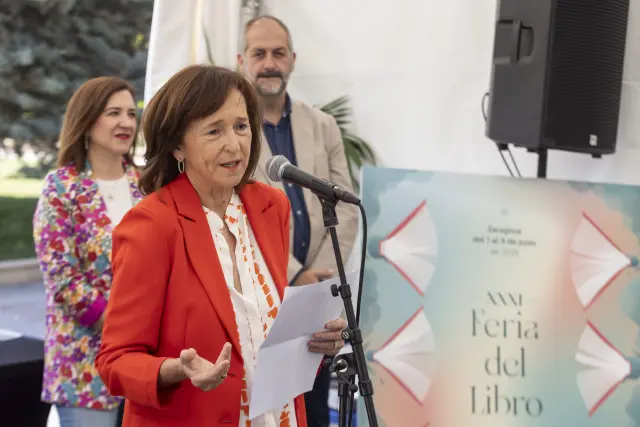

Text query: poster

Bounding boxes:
[355,166,640,427]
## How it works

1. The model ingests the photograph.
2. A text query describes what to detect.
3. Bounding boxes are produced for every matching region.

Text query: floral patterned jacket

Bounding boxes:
[33,161,143,410]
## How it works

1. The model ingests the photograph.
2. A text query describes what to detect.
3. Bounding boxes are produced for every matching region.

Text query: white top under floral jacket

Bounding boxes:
[32,162,142,410]
[204,192,298,427]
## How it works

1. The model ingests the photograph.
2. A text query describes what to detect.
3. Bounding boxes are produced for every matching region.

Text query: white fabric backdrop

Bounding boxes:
[144,0,243,103]
[145,0,640,185]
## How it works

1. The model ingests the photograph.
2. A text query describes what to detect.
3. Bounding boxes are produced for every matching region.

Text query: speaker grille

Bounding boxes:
[544,0,629,153]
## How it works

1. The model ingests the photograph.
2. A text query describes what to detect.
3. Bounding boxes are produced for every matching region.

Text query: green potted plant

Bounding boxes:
[317,96,376,190]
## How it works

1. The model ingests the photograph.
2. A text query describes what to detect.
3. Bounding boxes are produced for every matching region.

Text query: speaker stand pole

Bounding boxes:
[318,196,379,427]
[537,148,548,179]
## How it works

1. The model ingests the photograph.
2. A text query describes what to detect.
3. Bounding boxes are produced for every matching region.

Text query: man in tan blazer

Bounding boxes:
[238,15,358,427]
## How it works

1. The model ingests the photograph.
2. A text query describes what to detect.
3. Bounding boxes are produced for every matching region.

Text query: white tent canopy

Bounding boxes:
[145,0,640,184]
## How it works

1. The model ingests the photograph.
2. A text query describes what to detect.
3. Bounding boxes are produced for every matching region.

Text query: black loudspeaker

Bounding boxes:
[486,0,630,157]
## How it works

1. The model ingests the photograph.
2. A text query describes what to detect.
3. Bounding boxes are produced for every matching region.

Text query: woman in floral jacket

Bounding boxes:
[33,76,143,427]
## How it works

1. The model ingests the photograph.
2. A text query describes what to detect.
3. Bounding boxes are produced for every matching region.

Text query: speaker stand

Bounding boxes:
[537,148,548,179]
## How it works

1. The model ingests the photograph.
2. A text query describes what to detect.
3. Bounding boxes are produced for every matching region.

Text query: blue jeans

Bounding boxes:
[55,405,118,427]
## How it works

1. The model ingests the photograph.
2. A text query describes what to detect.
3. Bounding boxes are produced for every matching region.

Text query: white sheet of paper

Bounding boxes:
[248,278,345,419]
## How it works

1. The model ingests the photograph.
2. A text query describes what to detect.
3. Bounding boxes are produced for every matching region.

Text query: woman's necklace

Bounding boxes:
[99,176,126,201]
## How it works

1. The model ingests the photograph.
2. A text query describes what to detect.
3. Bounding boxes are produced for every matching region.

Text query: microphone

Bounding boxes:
[266,155,361,205]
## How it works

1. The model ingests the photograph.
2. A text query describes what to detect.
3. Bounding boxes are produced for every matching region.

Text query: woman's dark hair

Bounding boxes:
[138,65,262,195]
[57,77,138,170]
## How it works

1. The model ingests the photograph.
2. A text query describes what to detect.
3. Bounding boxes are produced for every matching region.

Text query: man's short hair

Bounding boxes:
[243,15,293,52]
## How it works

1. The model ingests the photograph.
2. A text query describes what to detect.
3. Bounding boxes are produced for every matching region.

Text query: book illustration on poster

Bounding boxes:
[575,321,631,416]
[372,307,436,404]
[368,360,431,427]
[373,200,438,296]
[570,213,639,309]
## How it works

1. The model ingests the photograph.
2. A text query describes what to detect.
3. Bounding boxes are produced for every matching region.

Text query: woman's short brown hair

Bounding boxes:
[138,65,262,195]
[57,77,138,170]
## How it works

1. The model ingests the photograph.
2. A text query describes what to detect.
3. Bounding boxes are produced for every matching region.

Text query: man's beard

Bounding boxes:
[255,71,287,97]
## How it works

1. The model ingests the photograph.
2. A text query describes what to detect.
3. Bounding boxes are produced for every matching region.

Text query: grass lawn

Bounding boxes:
[0,158,45,261]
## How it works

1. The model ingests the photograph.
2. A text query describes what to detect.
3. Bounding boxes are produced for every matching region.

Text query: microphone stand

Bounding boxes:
[317,196,379,427]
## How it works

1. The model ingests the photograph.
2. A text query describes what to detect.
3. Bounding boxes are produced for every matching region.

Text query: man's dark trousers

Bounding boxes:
[305,363,331,427]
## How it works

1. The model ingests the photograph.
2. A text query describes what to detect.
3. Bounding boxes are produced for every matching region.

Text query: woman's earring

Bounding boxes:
[84,135,90,151]
[177,159,185,174]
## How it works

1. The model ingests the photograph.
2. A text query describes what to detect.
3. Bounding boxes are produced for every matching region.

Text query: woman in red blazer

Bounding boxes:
[95,65,346,427]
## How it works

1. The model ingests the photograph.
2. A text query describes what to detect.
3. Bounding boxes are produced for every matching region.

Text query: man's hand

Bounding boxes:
[293,269,334,286]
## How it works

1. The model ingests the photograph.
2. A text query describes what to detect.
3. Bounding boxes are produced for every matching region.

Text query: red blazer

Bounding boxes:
[95,174,308,427]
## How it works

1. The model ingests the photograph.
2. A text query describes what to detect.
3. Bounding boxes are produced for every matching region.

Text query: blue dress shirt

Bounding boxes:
[262,95,311,273]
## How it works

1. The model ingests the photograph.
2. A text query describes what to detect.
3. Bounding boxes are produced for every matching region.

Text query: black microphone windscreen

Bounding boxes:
[266,155,289,182]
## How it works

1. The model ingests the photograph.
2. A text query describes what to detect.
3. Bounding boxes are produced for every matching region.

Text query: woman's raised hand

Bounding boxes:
[179,342,232,392]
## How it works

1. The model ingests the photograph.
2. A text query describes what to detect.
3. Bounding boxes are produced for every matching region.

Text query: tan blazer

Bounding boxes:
[253,100,359,282]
